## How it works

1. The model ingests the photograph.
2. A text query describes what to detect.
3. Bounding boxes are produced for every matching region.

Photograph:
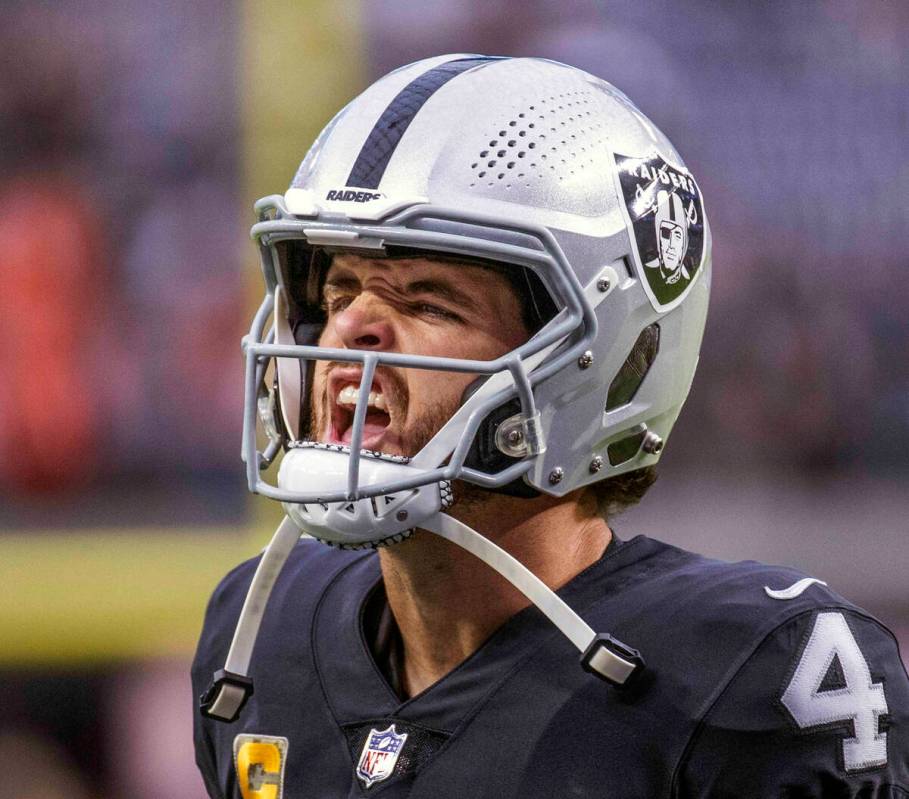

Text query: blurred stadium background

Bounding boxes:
[1,0,906,795]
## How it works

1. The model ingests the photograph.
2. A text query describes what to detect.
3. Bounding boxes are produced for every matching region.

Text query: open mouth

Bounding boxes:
[329,382,393,449]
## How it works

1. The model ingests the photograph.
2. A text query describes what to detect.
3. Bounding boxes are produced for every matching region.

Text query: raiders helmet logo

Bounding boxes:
[613,152,705,311]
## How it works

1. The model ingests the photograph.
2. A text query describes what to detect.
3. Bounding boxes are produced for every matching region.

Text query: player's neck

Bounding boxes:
[377,488,611,698]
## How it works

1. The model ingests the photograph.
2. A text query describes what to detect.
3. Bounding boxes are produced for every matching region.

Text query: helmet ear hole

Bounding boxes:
[606,324,660,411]
[606,427,647,466]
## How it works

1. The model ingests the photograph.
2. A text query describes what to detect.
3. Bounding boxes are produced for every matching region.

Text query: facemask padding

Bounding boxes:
[273,243,332,442]
[274,287,302,440]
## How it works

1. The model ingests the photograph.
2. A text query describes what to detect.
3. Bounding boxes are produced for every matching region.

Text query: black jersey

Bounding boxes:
[192,535,909,798]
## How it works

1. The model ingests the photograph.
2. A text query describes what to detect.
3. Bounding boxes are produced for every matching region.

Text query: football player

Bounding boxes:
[192,55,909,798]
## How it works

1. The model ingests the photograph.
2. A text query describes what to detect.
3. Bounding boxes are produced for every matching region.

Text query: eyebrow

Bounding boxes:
[323,270,477,310]
[323,274,360,293]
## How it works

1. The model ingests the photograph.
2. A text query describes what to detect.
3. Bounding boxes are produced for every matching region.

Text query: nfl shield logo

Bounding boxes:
[356,724,408,788]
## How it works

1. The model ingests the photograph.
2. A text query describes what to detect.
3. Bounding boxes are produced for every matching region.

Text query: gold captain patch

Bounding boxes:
[233,734,288,799]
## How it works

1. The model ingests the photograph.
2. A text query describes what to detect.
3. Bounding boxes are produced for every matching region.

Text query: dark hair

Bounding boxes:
[590,465,658,520]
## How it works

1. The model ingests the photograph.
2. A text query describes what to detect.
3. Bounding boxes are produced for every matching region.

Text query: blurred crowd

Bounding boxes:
[0,1,245,523]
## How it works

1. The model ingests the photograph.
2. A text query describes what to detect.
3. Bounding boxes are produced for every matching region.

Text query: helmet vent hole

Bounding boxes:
[606,324,661,411]
[469,89,601,189]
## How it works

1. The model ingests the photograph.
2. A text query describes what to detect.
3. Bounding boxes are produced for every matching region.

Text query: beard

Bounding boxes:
[399,398,459,457]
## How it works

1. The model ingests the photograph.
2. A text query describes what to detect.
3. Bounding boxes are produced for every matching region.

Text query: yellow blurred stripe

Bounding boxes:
[0,529,260,665]
[240,0,366,206]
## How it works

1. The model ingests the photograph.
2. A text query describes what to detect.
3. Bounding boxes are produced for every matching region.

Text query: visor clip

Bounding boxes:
[494,411,546,458]
[199,669,255,723]
[580,634,645,689]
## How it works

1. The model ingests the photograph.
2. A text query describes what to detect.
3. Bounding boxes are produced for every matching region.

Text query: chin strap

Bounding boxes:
[420,513,644,687]
[200,515,303,722]
[201,512,644,724]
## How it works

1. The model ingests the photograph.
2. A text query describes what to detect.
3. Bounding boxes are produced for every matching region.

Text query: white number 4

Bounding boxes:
[781,611,889,771]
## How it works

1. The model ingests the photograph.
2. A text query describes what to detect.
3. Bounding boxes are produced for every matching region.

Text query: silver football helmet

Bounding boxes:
[201,54,711,722]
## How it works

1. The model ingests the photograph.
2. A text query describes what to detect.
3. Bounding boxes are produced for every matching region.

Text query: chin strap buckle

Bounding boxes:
[580,634,645,688]
[199,670,254,723]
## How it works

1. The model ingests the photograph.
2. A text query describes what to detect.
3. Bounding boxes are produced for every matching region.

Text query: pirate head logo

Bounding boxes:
[651,189,691,283]
[614,152,705,310]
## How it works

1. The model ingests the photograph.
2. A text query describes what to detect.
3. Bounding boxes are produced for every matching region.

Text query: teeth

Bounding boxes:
[336,385,388,411]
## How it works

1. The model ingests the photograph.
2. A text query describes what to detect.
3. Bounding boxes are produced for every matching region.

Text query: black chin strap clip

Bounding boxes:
[580,634,645,688]
[199,669,254,723]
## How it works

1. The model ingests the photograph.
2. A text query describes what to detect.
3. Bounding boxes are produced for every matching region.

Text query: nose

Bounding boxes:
[332,295,396,350]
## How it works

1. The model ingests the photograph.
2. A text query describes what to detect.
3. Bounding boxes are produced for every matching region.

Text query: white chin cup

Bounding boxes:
[277,445,450,547]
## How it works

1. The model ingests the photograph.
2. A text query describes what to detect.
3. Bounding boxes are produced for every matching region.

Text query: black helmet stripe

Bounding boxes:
[346,56,507,190]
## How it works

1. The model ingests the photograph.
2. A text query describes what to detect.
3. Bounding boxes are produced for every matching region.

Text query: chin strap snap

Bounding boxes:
[420,513,644,688]
[200,515,303,722]
[579,634,644,686]
[199,669,254,723]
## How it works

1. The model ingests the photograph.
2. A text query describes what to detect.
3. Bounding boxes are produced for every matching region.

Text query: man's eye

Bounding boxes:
[325,296,354,314]
[415,302,460,321]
